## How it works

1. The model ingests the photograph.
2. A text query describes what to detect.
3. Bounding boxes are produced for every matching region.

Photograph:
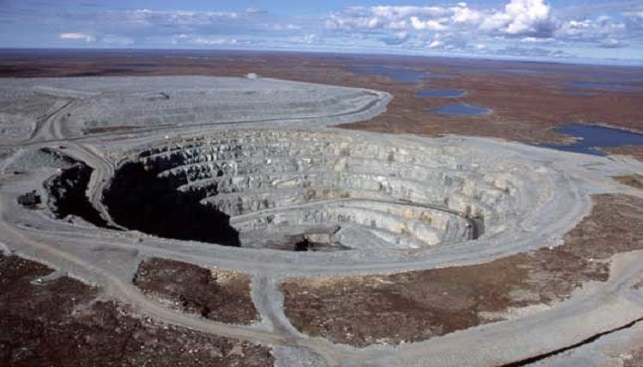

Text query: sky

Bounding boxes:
[1,0,642,64]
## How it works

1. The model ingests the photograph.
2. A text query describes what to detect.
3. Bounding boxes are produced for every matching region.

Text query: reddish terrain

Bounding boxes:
[1,50,642,147]
[0,253,273,366]
[281,194,643,346]
[133,258,259,325]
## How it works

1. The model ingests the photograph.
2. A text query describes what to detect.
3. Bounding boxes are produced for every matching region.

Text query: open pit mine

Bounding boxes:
[1,75,643,367]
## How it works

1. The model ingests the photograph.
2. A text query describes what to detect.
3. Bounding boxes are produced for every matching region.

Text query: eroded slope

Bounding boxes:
[281,194,643,346]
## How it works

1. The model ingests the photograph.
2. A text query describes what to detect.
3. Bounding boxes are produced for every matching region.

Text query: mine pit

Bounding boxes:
[4,69,642,367]
[44,156,110,227]
[100,129,540,251]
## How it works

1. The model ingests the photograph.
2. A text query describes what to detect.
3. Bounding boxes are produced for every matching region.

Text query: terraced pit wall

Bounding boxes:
[103,129,545,250]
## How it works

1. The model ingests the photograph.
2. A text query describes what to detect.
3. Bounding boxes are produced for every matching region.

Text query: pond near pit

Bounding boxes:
[350,63,455,83]
[538,124,643,156]
[427,103,491,116]
[416,89,467,98]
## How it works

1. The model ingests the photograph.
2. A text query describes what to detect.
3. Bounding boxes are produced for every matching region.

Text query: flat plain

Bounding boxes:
[1,49,643,367]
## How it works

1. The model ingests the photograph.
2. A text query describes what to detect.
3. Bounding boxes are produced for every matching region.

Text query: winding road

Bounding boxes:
[2,77,643,366]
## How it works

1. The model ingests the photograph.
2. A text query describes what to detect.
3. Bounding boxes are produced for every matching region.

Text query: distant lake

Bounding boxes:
[538,124,643,156]
[563,81,643,92]
[416,89,467,98]
[427,103,491,115]
[350,63,455,83]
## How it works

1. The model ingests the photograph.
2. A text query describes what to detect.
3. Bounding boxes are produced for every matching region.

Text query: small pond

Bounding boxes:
[538,124,643,156]
[416,89,467,98]
[563,81,643,92]
[350,64,456,83]
[427,103,491,116]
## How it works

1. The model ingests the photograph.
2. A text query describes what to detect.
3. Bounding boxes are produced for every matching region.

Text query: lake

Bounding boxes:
[416,89,467,98]
[538,124,643,156]
[427,103,491,115]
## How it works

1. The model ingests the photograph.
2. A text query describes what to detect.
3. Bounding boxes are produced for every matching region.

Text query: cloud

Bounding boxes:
[325,0,557,38]
[288,34,319,45]
[424,34,469,51]
[522,36,555,43]
[380,31,409,45]
[452,4,482,24]
[244,8,267,14]
[3,0,641,62]
[371,6,448,19]
[319,0,641,59]
[557,16,626,44]
[427,39,444,49]
[101,34,134,46]
[509,0,554,35]
[172,34,249,46]
[599,38,627,48]
[497,46,572,58]
[624,11,643,31]
[59,32,95,42]
[51,7,302,48]
[481,0,557,37]
[410,17,447,31]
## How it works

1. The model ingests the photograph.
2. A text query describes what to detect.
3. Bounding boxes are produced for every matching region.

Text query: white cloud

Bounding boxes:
[325,0,558,40]
[172,34,248,46]
[244,8,267,14]
[266,23,302,31]
[557,16,626,43]
[289,34,319,45]
[452,6,481,24]
[427,39,443,49]
[522,36,554,43]
[26,1,640,62]
[498,46,572,58]
[59,32,95,42]
[326,5,450,31]
[322,1,566,57]
[371,6,447,19]
[600,38,627,48]
[410,17,447,31]
[131,9,240,25]
[319,0,641,57]
[480,0,556,37]
[504,0,554,35]
[101,34,134,45]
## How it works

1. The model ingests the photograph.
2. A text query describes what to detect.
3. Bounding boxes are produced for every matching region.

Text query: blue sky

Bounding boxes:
[1,0,642,63]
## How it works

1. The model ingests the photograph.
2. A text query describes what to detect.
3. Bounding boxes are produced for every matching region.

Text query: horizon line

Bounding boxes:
[1,46,642,68]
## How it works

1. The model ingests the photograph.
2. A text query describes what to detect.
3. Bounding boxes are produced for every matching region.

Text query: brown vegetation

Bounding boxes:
[281,194,643,346]
[0,253,273,366]
[603,146,643,162]
[133,257,258,325]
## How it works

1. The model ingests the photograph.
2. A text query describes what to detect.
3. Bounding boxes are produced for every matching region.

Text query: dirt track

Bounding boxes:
[1,66,642,366]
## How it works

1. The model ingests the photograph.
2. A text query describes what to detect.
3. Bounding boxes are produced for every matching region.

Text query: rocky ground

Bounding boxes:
[133,258,259,325]
[0,253,274,367]
[1,51,641,146]
[1,51,642,367]
[281,194,643,346]
[605,146,643,162]
[614,174,643,190]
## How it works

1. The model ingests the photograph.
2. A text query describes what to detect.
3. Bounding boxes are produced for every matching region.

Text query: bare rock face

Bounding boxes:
[0,76,390,137]
[103,161,240,246]
[45,161,107,227]
[3,73,642,367]
[103,129,555,252]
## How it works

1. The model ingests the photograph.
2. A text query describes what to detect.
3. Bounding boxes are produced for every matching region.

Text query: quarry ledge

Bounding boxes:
[84,127,598,271]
